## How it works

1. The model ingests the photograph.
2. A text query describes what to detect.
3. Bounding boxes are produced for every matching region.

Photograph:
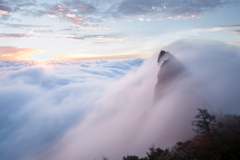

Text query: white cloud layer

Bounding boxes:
[1,40,240,160]
[0,58,144,160]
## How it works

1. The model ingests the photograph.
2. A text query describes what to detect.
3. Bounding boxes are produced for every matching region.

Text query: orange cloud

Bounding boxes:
[225,30,240,34]
[0,10,8,15]
[56,53,145,61]
[66,13,76,18]
[0,46,36,60]
[66,13,85,24]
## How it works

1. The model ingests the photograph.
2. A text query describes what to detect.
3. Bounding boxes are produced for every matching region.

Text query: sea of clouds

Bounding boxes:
[0,58,144,160]
[0,40,240,160]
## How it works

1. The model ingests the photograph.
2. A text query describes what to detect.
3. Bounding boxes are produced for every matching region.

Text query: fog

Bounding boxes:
[0,40,240,160]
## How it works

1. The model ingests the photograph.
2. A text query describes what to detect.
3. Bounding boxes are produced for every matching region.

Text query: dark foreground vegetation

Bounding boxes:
[121,109,240,160]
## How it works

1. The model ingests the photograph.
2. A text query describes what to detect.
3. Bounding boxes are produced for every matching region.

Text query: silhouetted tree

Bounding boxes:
[213,114,240,160]
[123,155,139,160]
[192,108,216,135]
[122,155,148,160]
[146,146,164,160]
[172,140,192,160]
[145,146,171,160]
[102,156,108,160]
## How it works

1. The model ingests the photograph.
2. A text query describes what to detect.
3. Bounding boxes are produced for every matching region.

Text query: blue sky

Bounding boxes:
[0,0,240,61]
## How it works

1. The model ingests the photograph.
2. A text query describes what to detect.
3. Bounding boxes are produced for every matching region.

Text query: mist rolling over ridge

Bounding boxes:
[0,40,240,160]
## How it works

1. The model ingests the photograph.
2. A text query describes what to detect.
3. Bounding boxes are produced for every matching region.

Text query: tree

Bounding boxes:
[146,146,164,160]
[146,146,171,160]
[172,140,192,160]
[102,156,108,160]
[192,108,216,135]
[123,155,139,160]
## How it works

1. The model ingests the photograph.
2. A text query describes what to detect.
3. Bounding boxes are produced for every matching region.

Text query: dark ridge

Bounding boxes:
[157,50,168,64]
[154,50,187,101]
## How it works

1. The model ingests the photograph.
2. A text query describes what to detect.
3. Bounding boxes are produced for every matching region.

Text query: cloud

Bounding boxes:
[55,33,120,41]
[0,33,36,38]
[69,34,120,41]
[3,40,239,160]
[0,22,49,29]
[1,0,237,28]
[225,30,240,33]
[0,46,36,60]
[63,0,96,14]
[0,0,37,20]
[0,0,12,14]
[31,29,53,34]
[0,57,144,160]
[91,42,117,46]
[193,24,240,33]
[0,9,8,14]
[228,42,240,44]
[165,40,240,114]
[220,24,240,28]
[109,0,236,20]
[28,40,240,160]
[0,23,52,34]
[23,1,98,28]
[0,40,240,160]
[60,28,73,32]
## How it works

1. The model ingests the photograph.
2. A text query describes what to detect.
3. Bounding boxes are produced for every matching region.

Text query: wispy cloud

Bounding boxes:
[30,30,53,34]
[0,10,8,15]
[55,34,120,41]
[193,24,240,33]
[225,30,240,33]
[60,28,73,32]
[0,22,49,29]
[0,33,36,38]
[221,24,240,28]
[91,42,117,46]
[0,46,36,60]
[228,41,240,44]
[69,34,120,41]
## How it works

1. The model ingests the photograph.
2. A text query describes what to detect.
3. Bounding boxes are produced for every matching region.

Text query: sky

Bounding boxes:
[0,0,240,61]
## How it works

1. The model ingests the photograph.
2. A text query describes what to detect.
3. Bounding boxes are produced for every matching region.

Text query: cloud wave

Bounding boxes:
[0,58,144,160]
